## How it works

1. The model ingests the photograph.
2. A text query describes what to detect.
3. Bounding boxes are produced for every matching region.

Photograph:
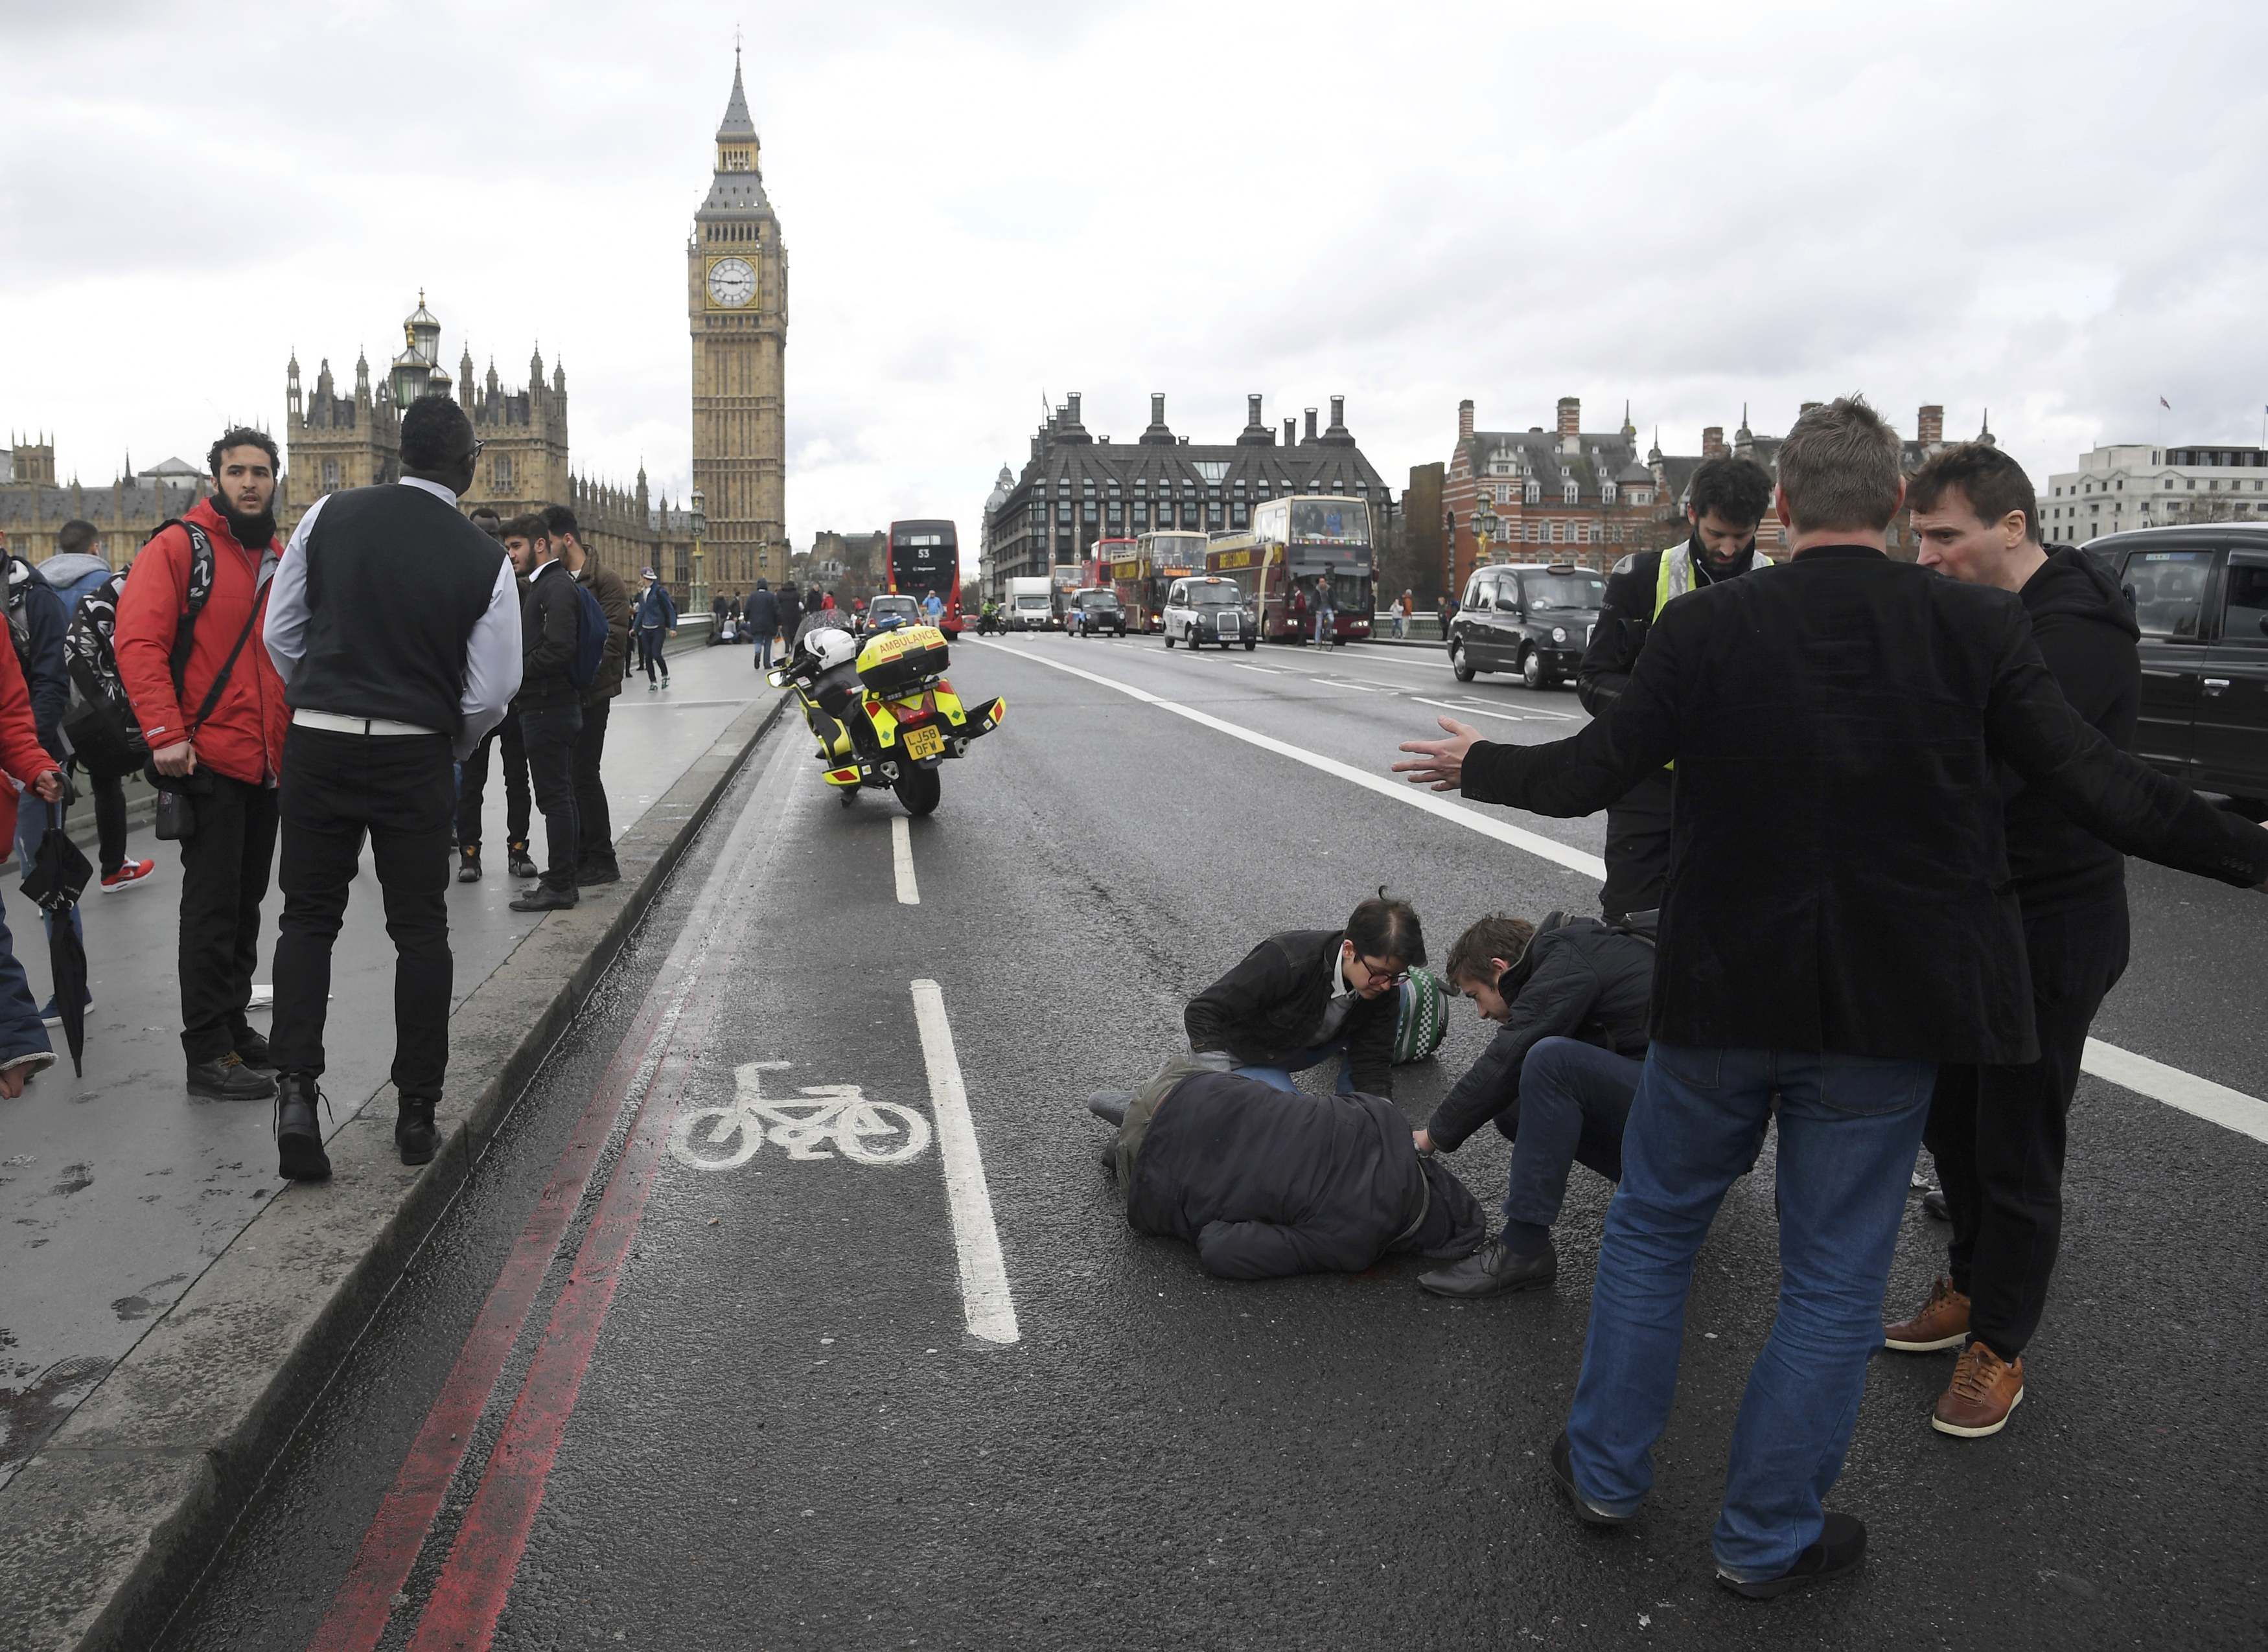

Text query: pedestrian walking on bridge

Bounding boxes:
[745,577,779,669]
[633,568,677,687]
[1396,396,2268,1600]
[261,395,520,1180]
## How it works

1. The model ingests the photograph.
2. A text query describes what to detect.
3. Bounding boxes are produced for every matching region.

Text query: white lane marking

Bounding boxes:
[966,639,1605,878]
[1412,696,1533,724]
[892,814,920,905]
[977,637,2268,1138]
[910,980,1021,1344]
[1226,662,1283,676]
[2081,1039,2268,1147]
[1334,677,1415,693]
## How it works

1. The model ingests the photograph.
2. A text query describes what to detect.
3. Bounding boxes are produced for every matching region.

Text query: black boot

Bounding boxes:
[1715,1511,1868,1599]
[397,1097,439,1166]
[1417,1235,1558,1299]
[457,844,483,883]
[189,1052,278,1101]
[274,1073,331,1181]
[575,855,621,888]
[233,1030,275,1072]
[511,884,579,913]
[507,841,538,878]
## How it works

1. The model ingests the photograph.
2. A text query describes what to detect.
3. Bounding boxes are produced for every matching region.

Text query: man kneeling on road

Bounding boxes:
[1413,911,1653,1299]
[1087,1052,1483,1279]
[1183,893,1423,1098]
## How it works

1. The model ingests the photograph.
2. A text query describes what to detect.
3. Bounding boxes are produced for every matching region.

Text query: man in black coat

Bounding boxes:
[1577,455,1775,919]
[1093,1052,1483,1279]
[1413,910,1654,1300]
[744,577,780,669]
[500,514,584,913]
[1183,895,1424,1099]
[1880,444,2146,1439]
[1396,397,2268,1599]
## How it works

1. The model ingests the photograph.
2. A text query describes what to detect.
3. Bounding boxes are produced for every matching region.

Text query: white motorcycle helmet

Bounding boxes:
[806,627,857,670]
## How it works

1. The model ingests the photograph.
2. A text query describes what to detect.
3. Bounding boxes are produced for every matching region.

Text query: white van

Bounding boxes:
[1163,576,1251,651]
[1004,576,1054,632]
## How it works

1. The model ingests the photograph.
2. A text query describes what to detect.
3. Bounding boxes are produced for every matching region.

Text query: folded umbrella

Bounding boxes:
[21,795,91,1076]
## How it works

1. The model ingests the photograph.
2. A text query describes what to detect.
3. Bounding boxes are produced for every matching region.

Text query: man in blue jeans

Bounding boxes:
[1410,910,1652,1300]
[1397,396,2268,1599]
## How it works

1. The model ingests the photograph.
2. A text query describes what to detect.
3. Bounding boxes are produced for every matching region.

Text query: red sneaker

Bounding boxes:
[101,858,157,892]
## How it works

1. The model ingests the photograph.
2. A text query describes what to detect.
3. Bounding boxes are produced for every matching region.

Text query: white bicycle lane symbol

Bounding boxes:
[668,1060,932,1170]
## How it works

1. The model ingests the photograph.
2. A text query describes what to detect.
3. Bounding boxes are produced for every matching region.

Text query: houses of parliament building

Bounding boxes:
[3,52,785,599]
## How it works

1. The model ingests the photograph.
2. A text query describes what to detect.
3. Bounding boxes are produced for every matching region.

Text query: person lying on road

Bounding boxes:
[1087,1051,1483,1280]
[1183,891,1423,1099]
[1413,910,1654,1300]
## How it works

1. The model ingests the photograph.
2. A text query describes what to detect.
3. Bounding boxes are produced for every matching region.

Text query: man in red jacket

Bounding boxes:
[0,633,66,1099]
[113,427,291,1101]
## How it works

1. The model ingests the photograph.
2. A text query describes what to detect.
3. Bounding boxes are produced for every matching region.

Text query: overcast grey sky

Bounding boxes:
[5,0,2265,543]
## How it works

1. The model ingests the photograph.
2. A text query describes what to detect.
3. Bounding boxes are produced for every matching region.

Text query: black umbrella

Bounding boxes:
[21,793,91,1075]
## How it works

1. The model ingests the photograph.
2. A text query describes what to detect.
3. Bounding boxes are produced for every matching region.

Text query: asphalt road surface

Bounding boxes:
[154,632,2268,1651]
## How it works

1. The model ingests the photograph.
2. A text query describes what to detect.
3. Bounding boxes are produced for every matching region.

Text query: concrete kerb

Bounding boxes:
[0,685,790,1652]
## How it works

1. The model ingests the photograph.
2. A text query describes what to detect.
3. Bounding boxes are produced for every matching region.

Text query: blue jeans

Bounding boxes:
[0,895,52,1064]
[1236,1035,1356,1095]
[1499,1038,1641,1230]
[14,797,84,955]
[1563,1043,1934,1579]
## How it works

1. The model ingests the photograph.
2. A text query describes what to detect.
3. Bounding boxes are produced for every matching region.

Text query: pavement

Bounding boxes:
[19,628,2268,1649]
[0,626,784,1648]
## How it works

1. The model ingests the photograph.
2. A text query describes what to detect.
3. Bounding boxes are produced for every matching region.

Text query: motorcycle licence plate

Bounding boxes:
[903,724,945,761]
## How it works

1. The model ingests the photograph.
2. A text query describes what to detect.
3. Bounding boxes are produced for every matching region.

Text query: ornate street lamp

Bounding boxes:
[1475,503,1501,566]
[689,488,708,615]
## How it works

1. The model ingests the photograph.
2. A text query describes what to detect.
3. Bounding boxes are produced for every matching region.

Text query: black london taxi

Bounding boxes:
[1446,562,1608,689]
[2082,524,2268,812]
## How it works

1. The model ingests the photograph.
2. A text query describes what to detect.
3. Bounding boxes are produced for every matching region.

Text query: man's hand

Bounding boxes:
[1393,717,1482,792]
[152,739,196,778]
[30,770,64,803]
[1413,1127,1436,1155]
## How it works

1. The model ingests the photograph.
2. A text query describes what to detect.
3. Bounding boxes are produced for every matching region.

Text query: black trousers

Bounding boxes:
[68,759,129,876]
[271,727,456,1103]
[572,697,614,864]
[518,703,583,891]
[1601,766,1673,921]
[176,772,279,1064]
[456,712,529,849]
[1924,896,2129,1360]
[637,627,669,682]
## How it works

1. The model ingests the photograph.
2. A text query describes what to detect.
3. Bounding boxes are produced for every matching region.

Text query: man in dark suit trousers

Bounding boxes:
[262,396,522,1182]
[1396,397,2268,1600]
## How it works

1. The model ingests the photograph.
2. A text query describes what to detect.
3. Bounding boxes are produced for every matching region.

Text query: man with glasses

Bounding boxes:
[1181,893,1424,1099]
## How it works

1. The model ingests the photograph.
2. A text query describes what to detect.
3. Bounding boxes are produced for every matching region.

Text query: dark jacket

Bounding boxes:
[1460,544,2268,1066]
[1426,913,1654,1151]
[1185,928,1398,1097]
[777,586,803,635]
[2007,549,2140,912]
[1577,538,1770,717]
[634,582,677,630]
[579,560,632,704]
[744,585,780,635]
[516,560,582,711]
[5,555,70,754]
[1125,1068,1483,1279]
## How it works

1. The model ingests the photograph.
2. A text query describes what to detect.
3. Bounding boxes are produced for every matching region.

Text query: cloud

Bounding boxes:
[3,0,2266,540]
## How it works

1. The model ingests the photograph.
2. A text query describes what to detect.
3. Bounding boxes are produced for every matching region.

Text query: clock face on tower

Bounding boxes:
[706,256,756,308]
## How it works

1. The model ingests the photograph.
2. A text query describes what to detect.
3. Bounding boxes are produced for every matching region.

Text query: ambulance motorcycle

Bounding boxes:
[769,623,1006,816]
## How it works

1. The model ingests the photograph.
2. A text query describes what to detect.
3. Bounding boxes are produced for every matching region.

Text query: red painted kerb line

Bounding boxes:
[308,987,682,1652]
[404,1046,695,1652]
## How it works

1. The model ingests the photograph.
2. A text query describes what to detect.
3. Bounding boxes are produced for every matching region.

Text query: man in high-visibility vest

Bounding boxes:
[1576,456,1775,919]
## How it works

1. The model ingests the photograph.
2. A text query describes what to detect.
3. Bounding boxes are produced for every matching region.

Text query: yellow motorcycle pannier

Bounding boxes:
[856,624,950,695]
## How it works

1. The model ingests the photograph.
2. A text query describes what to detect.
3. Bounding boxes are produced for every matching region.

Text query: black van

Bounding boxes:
[1445,562,1607,689]
[2081,525,2268,811]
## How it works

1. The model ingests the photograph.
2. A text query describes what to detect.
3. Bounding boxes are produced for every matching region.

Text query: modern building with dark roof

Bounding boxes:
[980,392,1392,593]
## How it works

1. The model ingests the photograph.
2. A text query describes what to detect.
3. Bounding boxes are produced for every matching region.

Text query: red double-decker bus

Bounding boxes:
[887,519,961,636]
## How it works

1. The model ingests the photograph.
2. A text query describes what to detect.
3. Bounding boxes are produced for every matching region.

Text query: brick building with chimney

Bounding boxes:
[1441,396,1665,593]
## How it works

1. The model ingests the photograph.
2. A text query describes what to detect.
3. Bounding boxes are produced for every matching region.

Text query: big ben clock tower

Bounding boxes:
[689,49,787,591]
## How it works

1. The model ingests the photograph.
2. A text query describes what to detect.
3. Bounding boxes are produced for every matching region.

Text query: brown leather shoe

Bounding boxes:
[1884,1274,1970,1352]
[1932,1340,2024,1438]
